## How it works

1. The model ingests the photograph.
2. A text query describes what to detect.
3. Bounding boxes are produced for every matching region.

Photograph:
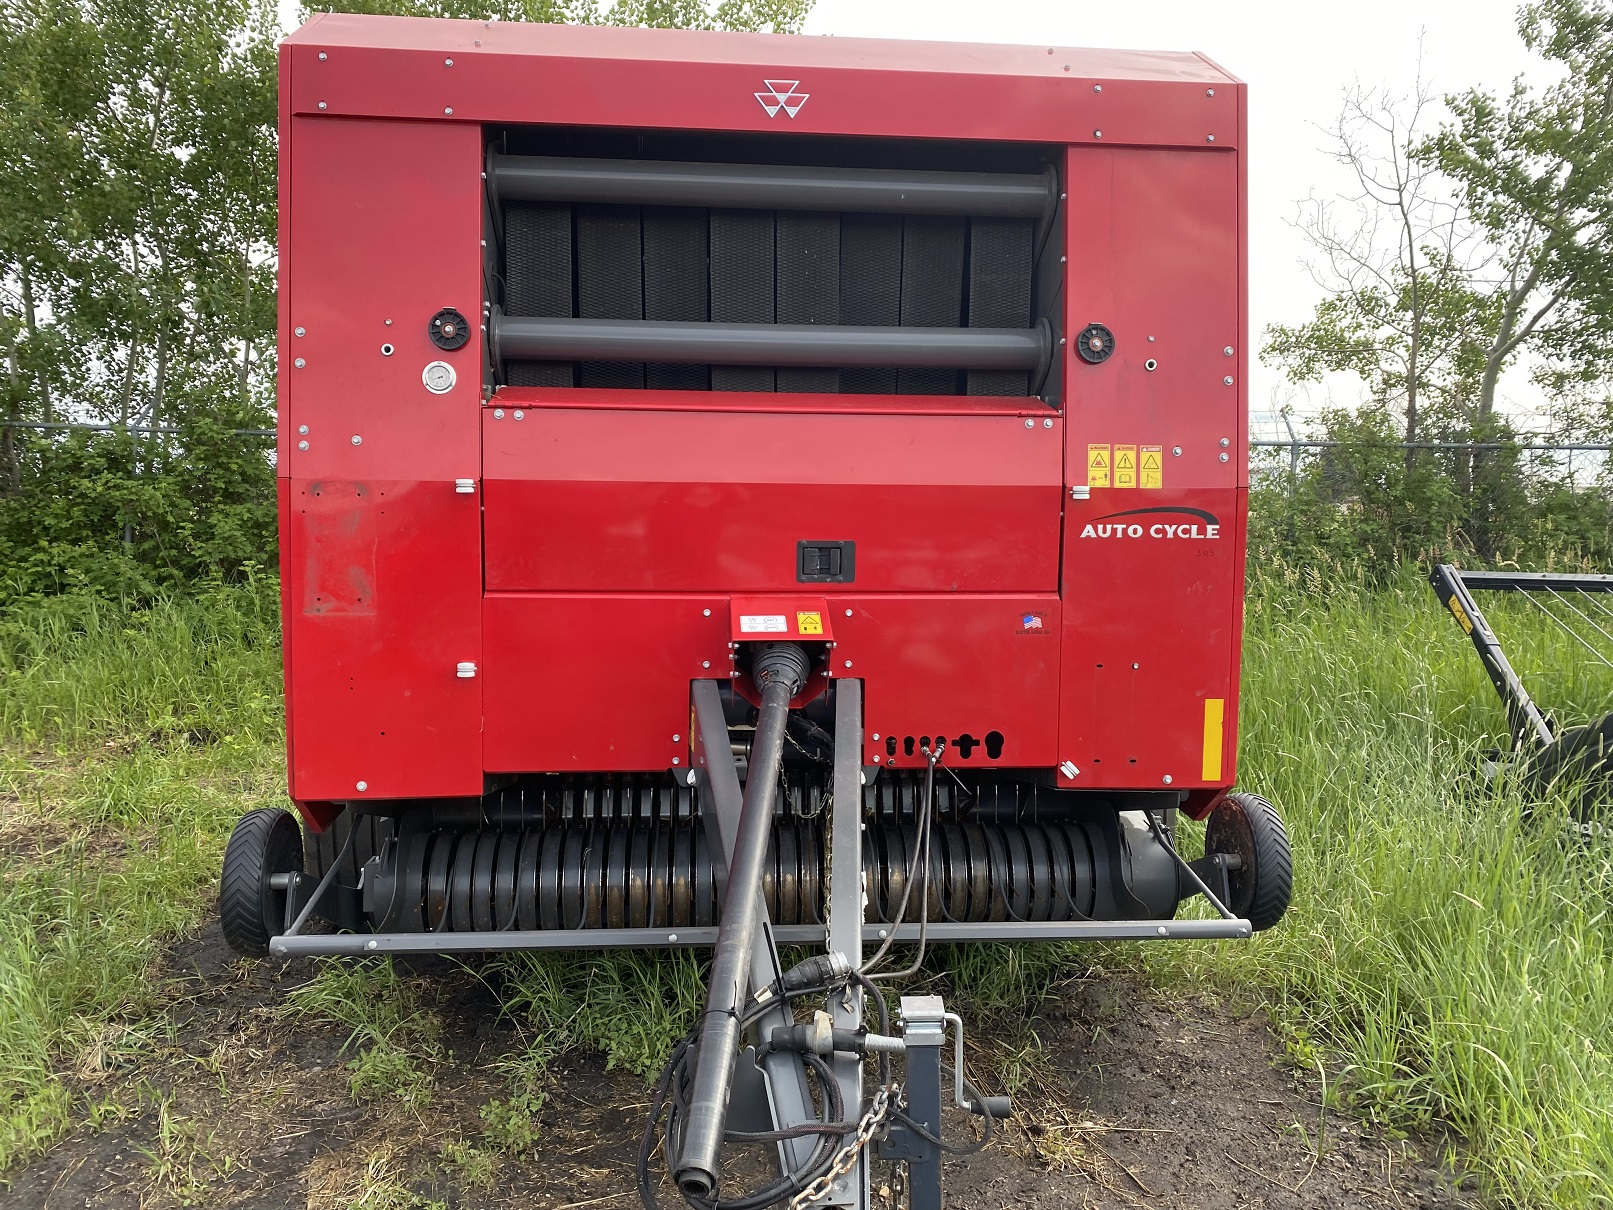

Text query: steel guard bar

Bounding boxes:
[267,917,1253,958]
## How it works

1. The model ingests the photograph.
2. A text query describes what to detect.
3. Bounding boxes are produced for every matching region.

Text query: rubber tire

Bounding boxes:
[1523,712,1613,839]
[303,808,393,886]
[220,808,305,957]
[1204,792,1293,933]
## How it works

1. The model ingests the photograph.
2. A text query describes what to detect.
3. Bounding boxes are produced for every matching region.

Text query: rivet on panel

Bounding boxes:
[672,757,680,765]
[844,609,853,617]
[293,357,305,368]
[1162,775,1174,785]
[1093,129,1102,139]
[1092,83,1101,92]
[298,424,309,435]
[1145,359,1158,371]
[672,734,680,743]
[1207,134,1216,143]
[702,660,710,669]
[444,107,454,115]
[385,318,393,326]
[444,57,454,66]
[1220,452,1230,462]
[1043,418,1053,428]
[297,440,309,451]
[380,343,394,356]
[1223,375,1234,385]
[356,780,367,791]
[294,326,306,337]
[351,435,362,446]
[703,608,711,616]
[1172,445,1182,456]
[513,410,524,420]
[317,101,327,110]
[844,660,853,668]
[1220,438,1230,447]
[493,407,504,419]
[1206,88,1216,96]
[1224,346,1235,356]
[318,52,327,60]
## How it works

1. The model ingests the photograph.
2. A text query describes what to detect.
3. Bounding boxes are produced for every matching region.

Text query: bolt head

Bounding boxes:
[444,106,453,115]
[317,101,327,110]
[1207,88,1215,96]
[1207,134,1216,142]
[297,440,309,451]
[672,734,680,742]
[1224,376,1235,386]
[703,608,711,616]
[444,57,454,66]
[844,660,852,668]
[298,424,309,435]
[318,52,327,60]
[1024,418,1034,429]
[294,326,306,337]
[1219,452,1230,462]
[1162,775,1173,785]
[672,757,680,765]
[350,435,361,446]
[1093,83,1102,92]
[1172,445,1182,456]
[702,660,710,668]
[1220,437,1230,447]
[1043,418,1054,428]
[1224,346,1235,356]
[845,608,853,617]
[356,780,367,791]
[293,357,306,369]
[513,410,524,420]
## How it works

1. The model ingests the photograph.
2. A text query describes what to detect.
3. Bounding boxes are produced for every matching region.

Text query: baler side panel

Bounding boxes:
[281,113,485,802]
[1058,143,1245,790]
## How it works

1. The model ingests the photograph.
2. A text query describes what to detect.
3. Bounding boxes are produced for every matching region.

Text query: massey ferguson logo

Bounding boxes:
[755,80,809,118]
[1079,506,1222,540]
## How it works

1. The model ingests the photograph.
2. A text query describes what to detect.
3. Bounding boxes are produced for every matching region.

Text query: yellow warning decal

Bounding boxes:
[1202,698,1225,782]
[1140,445,1163,489]
[1114,444,1137,489]
[1447,596,1473,634]
[1087,444,1111,489]
[796,611,824,635]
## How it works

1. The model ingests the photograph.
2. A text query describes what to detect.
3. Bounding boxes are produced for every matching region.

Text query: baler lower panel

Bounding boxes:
[283,477,483,802]
[1059,488,1244,789]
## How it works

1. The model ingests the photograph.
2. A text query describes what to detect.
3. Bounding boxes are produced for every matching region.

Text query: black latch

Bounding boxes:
[797,541,855,584]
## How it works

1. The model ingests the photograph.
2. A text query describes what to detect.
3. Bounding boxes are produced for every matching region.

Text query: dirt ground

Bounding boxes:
[6,923,1475,1210]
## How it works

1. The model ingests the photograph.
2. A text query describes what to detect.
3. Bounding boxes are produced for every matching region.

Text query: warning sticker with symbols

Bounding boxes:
[1114,444,1137,488]
[1087,444,1111,489]
[1140,445,1163,489]
[796,611,823,635]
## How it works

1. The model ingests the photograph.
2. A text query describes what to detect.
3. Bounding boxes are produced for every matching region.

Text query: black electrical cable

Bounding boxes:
[888,1073,1000,1156]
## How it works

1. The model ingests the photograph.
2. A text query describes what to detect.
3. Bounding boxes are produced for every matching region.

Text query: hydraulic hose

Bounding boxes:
[675,643,811,1200]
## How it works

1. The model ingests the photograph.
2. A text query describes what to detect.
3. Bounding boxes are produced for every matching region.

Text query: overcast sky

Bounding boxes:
[801,0,1546,435]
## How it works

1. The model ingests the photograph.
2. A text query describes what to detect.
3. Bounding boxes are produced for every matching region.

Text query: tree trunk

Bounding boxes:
[18,262,52,425]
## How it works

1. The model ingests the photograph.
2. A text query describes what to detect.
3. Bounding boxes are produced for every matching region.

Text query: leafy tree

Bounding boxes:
[1429,0,1613,422]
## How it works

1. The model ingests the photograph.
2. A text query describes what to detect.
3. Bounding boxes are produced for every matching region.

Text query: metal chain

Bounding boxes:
[787,1083,897,1210]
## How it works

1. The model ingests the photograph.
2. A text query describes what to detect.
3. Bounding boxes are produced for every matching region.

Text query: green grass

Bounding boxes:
[1141,562,1613,1207]
[0,579,283,1166]
[0,567,1610,1207]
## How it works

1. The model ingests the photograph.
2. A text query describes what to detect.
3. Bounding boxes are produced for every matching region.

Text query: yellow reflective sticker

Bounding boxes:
[1447,597,1473,634]
[1114,444,1137,488]
[1202,698,1225,782]
[796,611,824,635]
[1141,445,1163,489]
[1087,444,1111,488]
